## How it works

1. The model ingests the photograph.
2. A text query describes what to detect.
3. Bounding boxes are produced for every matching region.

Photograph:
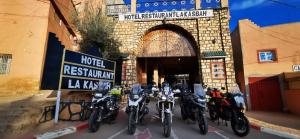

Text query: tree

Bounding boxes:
[73,0,121,60]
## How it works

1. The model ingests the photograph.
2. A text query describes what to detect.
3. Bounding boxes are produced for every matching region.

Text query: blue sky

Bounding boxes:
[229,0,300,31]
[122,0,300,32]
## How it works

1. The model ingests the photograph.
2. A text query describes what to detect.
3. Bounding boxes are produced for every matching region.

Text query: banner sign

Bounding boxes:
[119,9,213,21]
[61,50,115,90]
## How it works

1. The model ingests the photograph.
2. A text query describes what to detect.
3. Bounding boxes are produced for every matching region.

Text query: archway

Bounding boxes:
[136,24,200,87]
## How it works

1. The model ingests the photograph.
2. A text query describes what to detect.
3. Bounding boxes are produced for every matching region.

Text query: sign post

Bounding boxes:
[54,49,66,123]
[53,49,116,123]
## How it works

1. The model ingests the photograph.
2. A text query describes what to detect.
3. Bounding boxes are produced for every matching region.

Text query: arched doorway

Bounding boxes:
[136,24,200,87]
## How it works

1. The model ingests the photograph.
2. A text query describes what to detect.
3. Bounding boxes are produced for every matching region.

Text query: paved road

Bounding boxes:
[59,101,286,139]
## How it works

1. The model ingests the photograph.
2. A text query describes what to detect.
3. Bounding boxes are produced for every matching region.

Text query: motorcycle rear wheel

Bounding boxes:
[231,115,250,137]
[128,111,136,135]
[88,110,101,132]
[163,113,171,137]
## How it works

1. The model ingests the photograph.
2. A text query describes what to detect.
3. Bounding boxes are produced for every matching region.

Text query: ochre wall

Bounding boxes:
[0,0,50,95]
[232,19,300,111]
[238,19,300,77]
[47,2,74,49]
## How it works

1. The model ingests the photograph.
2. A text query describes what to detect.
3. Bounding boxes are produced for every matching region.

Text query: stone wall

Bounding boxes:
[113,8,236,90]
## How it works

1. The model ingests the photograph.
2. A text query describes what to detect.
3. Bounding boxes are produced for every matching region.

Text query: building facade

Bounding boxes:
[110,0,236,90]
[232,19,300,114]
[0,0,78,95]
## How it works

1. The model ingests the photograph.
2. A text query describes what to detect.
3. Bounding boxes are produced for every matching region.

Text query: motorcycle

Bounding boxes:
[126,84,150,134]
[177,84,208,134]
[207,85,250,137]
[156,82,174,137]
[88,81,120,132]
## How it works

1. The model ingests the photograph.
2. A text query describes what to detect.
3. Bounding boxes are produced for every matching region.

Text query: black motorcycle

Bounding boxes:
[88,81,120,132]
[207,86,250,137]
[126,84,150,134]
[177,84,208,134]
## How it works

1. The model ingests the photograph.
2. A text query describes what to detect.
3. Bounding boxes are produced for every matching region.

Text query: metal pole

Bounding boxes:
[54,90,61,123]
[54,49,66,123]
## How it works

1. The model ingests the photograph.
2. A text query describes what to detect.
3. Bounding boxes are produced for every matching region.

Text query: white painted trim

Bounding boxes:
[214,131,230,139]
[261,127,300,139]
[171,128,179,139]
[35,127,76,139]
[107,127,127,139]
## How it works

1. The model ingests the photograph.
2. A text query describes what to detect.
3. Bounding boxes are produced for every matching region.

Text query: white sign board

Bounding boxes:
[292,65,300,72]
[107,4,130,16]
[119,9,214,21]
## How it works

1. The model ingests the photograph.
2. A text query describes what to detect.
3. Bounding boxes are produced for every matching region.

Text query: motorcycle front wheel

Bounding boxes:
[180,107,188,120]
[231,115,250,137]
[110,108,119,121]
[128,111,136,135]
[198,111,208,135]
[88,110,101,132]
[163,113,171,137]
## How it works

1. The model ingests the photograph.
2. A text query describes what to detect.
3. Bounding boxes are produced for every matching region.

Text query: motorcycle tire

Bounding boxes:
[128,111,136,135]
[181,107,187,120]
[88,110,101,132]
[198,112,208,135]
[110,109,119,121]
[231,115,250,137]
[163,113,171,137]
[208,108,218,121]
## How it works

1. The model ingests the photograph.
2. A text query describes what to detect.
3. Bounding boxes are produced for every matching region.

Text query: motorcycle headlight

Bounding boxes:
[162,96,167,100]
[197,98,205,102]
[95,93,103,97]
[133,94,139,100]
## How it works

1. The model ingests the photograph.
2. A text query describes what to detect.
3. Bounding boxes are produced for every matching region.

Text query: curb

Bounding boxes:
[250,123,300,139]
[32,122,88,139]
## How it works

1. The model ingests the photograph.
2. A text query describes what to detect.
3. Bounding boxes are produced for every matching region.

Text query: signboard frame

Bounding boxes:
[54,49,116,123]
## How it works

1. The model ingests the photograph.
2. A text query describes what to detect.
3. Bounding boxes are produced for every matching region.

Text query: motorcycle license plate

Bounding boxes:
[95,93,102,97]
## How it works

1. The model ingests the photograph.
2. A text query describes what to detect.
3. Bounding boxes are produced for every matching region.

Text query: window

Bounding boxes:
[0,54,12,74]
[211,62,225,79]
[257,49,277,63]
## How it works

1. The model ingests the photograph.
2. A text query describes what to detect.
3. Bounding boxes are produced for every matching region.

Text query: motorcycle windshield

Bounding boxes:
[163,86,171,95]
[96,81,110,91]
[131,84,141,95]
[194,84,205,97]
[230,83,242,94]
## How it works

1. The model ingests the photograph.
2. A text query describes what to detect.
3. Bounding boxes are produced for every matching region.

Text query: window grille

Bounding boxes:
[0,54,12,75]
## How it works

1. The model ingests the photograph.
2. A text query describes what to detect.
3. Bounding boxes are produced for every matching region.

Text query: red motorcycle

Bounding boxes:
[207,87,250,137]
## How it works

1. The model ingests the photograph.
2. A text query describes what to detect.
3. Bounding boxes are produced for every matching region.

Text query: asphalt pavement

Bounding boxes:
[58,101,286,139]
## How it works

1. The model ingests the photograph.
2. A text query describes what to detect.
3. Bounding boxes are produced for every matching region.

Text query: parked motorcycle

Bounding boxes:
[207,85,250,137]
[177,84,208,134]
[88,81,120,132]
[126,84,150,134]
[156,82,174,137]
